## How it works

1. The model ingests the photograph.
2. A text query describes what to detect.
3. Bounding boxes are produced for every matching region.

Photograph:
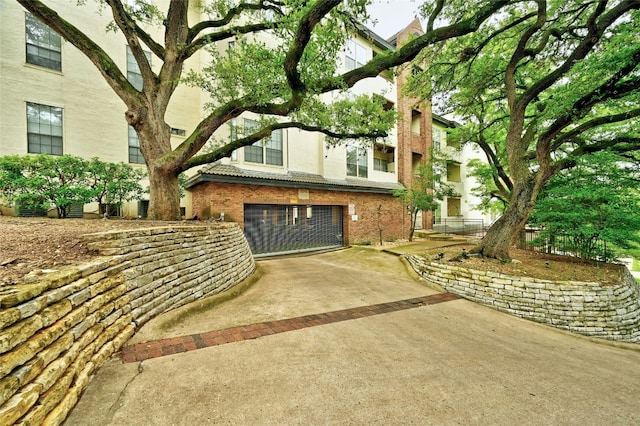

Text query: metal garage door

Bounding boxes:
[244,204,344,256]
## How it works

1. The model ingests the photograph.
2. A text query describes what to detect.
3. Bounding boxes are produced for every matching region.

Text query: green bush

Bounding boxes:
[0,154,146,218]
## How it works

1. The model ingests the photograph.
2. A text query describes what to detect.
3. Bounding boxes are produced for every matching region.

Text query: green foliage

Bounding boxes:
[0,155,146,218]
[407,1,640,257]
[87,158,146,216]
[394,151,458,241]
[21,0,510,219]
[184,1,395,152]
[529,151,640,261]
[466,158,506,215]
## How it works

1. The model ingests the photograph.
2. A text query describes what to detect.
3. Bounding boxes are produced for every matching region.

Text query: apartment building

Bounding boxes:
[432,114,496,234]
[0,2,441,255]
[0,0,202,218]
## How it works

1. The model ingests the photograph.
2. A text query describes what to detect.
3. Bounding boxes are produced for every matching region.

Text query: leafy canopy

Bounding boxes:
[529,151,640,260]
[404,0,640,259]
[0,155,146,218]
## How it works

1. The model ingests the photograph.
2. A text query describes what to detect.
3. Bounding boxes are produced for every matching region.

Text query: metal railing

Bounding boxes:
[518,228,613,261]
[433,218,485,236]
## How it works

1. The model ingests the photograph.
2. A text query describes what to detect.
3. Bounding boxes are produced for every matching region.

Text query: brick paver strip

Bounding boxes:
[119,292,459,363]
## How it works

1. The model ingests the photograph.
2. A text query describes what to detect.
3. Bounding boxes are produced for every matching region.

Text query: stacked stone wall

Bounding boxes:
[406,255,640,343]
[0,223,255,425]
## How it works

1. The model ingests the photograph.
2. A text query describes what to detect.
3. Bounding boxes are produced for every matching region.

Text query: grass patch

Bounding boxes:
[632,258,640,272]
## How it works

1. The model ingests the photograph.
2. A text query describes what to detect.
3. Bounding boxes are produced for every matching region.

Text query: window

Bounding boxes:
[171,127,186,137]
[25,13,62,71]
[265,129,283,166]
[128,125,145,164]
[433,128,442,150]
[346,146,367,178]
[345,39,368,71]
[446,161,461,182]
[27,102,63,155]
[411,110,422,134]
[126,46,151,91]
[243,119,283,166]
[447,197,461,217]
[373,143,394,173]
[447,135,461,149]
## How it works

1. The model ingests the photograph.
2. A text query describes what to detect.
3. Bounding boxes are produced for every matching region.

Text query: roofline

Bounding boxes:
[353,22,396,52]
[432,113,459,128]
[186,173,401,195]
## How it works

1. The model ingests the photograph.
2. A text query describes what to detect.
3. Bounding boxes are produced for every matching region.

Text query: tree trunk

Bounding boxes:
[127,105,183,221]
[146,167,181,220]
[471,180,537,260]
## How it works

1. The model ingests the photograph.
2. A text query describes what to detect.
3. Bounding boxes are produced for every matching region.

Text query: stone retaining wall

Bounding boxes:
[0,223,255,425]
[406,255,640,343]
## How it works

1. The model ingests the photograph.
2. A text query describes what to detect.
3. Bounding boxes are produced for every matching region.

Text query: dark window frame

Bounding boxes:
[27,102,63,155]
[25,13,62,71]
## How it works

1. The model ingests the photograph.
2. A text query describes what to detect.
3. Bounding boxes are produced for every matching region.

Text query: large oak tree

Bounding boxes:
[18,0,508,220]
[411,0,640,259]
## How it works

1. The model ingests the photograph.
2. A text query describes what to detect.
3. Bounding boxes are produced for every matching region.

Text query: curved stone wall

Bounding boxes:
[0,223,255,425]
[406,255,640,343]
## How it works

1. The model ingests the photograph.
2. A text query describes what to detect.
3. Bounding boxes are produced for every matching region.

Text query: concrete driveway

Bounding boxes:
[64,247,640,425]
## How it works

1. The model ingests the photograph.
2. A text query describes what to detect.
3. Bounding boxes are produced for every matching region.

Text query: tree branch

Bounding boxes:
[105,0,156,90]
[520,0,640,110]
[325,0,511,92]
[550,107,640,152]
[538,49,640,148]
[181,120,388,171]
[507,0,546,111]
[187,1,282,42]
[283,0,342,95]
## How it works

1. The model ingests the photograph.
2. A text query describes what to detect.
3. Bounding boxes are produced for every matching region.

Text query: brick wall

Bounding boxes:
[406,255,640,342]
[0,224,255,425]
[190,182,410,244]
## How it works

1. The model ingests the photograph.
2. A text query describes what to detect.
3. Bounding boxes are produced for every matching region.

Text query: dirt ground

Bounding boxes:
[422,244,626,286]
[0,216,193,285]
[0,216,628,286]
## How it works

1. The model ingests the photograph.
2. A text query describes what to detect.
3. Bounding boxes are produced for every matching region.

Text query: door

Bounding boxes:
[244,204,344,255]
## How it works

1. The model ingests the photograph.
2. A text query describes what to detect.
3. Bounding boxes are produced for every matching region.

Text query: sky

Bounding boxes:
[366,0,423,39]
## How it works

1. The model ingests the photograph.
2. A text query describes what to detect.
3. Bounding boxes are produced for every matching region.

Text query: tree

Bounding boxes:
[528,151,640,261]
[394,157,457,241]
[18,0,510,220]
[87,158,146,217]
[0,155,150,218]
[0,154,95,218]
[410,0,640,259]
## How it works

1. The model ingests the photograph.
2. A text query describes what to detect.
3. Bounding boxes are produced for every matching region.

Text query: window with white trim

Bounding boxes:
[243,119,283,166]
[25,13,62,71]
[345,39,368,71]
[27,102,63,155]
[346,145,367,178]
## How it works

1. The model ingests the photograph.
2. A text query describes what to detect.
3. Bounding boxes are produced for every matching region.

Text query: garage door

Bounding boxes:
[244,204,344,256]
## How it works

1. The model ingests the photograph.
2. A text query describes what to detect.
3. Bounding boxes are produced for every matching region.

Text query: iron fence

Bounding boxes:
[518,228,613,261]
[433,218,485,236]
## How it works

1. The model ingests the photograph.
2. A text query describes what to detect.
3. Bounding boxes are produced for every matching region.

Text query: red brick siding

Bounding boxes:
[190,182,410,244]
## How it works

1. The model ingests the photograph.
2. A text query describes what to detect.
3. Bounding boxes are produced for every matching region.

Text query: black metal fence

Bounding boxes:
[518,228,613,261]
[433,218,485,236]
